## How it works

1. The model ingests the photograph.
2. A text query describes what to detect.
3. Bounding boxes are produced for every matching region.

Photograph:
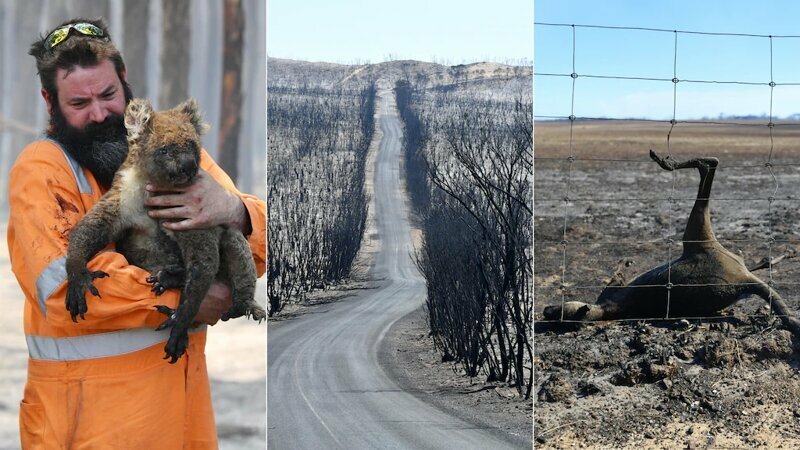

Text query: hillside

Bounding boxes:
[267,57,531,96]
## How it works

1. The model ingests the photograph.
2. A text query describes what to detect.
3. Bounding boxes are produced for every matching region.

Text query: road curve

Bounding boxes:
[267,91,523,449]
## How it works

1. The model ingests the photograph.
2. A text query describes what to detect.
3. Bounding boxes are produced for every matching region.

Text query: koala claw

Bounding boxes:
[247,304,267,323]
[163,329,189,363]
[65,290,85,323]
[154,305,177,331]
[221,301,266,323]
[146,267,184,296]
[66,269,109,322]
[147,277,167,296]
[155,304,176,316]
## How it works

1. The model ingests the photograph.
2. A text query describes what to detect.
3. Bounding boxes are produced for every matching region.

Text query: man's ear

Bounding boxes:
[41,88,53,116]
[124,98,154,141]
[174,98,210,135]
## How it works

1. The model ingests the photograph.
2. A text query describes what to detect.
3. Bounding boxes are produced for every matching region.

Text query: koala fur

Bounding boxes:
[65,98,265,363]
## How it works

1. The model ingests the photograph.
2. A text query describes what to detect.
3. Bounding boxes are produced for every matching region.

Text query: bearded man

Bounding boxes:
[7,18,266,449]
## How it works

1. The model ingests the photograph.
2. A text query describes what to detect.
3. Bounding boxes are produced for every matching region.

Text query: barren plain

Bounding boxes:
[535,119,800,448]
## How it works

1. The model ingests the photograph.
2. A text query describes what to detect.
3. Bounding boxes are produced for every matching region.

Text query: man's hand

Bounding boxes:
[194,281,233,326]
[144,169,250,233]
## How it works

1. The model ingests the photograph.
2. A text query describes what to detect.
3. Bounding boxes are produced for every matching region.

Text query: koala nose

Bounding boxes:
[180,159,198,176]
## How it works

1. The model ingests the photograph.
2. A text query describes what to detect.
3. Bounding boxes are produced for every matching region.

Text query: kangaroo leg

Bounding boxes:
[543,302,605,321]
[749,247,797,272]
[744,278,800,337]
[650,150,719,251]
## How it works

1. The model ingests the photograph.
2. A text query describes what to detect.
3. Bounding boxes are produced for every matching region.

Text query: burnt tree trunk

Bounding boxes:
[218,0,244,181]
[159,0,190,109]
[122,0,149,97]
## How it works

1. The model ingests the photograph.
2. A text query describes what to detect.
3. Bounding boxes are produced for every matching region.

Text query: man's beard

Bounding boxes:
[46,107,129,189]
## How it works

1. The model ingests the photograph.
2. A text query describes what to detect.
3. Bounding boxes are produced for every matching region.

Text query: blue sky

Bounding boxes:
[267,0,533,64]
[535,0,800,119]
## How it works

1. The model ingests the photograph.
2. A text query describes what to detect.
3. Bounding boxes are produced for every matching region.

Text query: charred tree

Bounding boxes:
[217,0,244,181]
[159,0,190,108]
[398,81,533,399]
[122,0,149,97]
[267,79,375,315]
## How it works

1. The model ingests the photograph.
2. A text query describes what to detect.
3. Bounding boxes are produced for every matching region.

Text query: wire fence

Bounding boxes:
[534,23,800,325]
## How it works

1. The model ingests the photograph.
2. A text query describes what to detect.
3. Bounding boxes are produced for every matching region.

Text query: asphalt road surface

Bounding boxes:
[267,92,523,449]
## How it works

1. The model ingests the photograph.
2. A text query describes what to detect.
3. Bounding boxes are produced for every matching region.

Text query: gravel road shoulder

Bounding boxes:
[380,306,533,448]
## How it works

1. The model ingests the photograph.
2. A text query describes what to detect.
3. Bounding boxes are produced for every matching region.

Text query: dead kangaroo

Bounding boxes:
[66,98,266,362]
[544,150,800,337]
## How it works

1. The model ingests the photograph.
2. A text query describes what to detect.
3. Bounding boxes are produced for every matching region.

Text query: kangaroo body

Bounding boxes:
[544,150,800,337]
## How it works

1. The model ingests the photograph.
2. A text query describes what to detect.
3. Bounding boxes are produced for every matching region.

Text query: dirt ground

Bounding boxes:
[534,120,800,448]
[382,307,533,447]
[534,317,800,448]
[0,221,266,449]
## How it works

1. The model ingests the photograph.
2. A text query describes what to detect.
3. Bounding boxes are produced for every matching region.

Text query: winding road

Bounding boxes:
[267,90,524,449]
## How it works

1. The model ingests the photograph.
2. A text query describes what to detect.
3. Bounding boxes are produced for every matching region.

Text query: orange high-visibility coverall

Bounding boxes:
[7,139,266,449]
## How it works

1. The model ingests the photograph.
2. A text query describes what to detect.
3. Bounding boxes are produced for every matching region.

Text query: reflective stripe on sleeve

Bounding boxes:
[45,138,93,194]
[35,256,67,317]
[35,251,119,318]
[26,325,208,361]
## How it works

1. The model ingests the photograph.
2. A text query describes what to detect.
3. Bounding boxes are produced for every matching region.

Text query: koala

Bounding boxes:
[65,98,265,363]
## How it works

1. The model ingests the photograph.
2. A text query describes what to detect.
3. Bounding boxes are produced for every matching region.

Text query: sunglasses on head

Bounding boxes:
[44,22,105,50]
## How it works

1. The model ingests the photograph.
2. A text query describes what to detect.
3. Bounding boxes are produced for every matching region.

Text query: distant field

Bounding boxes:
[534,119,800,313]
[535,119,800,161]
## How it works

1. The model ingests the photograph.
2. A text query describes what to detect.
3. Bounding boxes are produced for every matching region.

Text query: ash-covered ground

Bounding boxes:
[535,122,800,448]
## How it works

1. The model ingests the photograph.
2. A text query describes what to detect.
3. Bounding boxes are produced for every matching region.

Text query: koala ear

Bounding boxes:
[124,98,154,141]
[175,98,210,135]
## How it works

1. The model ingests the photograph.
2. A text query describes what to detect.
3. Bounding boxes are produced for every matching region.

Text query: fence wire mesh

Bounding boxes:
[534,23,800,325]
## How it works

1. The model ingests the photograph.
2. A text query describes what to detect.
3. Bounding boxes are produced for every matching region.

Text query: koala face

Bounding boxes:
[147,139,200,186]
[124,98,209,188]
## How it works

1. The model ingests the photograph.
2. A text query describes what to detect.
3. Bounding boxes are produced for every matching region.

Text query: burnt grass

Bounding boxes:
[535,317,800,447]
[535,121,800,448]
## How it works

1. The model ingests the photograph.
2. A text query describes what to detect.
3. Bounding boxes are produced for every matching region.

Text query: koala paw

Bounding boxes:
[65,269,108,322]
[154,305,177,330]
[163,327,189,364]
[221,301,266,323]
[248,303,267,323]
[146,266,185,296]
